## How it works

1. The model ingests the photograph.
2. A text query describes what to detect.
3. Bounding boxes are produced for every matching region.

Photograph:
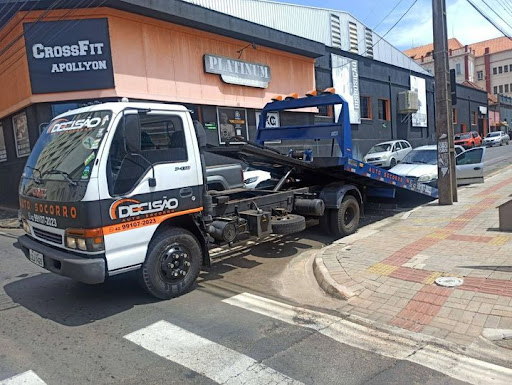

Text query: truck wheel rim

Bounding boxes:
[159,244,191,283]
[344,207,355,226]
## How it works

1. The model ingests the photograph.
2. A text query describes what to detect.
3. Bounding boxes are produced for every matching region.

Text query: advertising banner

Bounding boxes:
[217,107,249,144]
[13,112,30,157]
[410,75,427,127]
[24,18,114,94]
[331,54,360,124]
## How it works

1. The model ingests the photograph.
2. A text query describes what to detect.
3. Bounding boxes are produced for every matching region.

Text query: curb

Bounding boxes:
[312,255,354,299]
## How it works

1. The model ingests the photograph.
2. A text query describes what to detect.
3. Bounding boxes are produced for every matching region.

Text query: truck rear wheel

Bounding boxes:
[329,195,360,238]
[139,228,202,299]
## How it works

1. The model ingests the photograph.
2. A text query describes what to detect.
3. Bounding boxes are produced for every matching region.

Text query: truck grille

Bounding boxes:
[33,228,62,244]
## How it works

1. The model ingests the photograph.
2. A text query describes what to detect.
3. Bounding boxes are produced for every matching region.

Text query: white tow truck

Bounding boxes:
[17,92,442,299]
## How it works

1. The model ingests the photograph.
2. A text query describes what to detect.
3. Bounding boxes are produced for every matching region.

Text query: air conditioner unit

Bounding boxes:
[398,91,419,113]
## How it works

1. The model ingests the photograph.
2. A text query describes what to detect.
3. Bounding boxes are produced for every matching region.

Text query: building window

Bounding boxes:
[506,84,510,93]
[493,67,497,75]
[452,108,457,124]
[377,99,390,121]
[456,63,462,75]
[349,21,358,54]
[471,111,477,125]
[494,86,498,94]
[510,64,512,72]
[499,85,503,93]
[505,66,509,73]
[499,66,503,74]
[477,71,483,81]
[360,96,372,119]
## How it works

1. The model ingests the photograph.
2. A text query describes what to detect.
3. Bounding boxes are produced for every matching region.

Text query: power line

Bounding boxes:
[0,0,38,46]
[495,0,512,17]
[0,1,19,25]
[466,0,512,39]
[480,0,512,33]
[0,0,99,73]
[373,0,406,31]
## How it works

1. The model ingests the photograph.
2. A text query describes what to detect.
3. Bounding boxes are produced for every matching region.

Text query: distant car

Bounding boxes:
[244,168,271,189]
[483,131,510,147]
[454,131,482,148]
[363,140,412,168]
[389,145,485,186]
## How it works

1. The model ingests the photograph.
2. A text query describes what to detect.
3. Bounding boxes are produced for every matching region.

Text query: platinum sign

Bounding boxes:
[204,54,271,88]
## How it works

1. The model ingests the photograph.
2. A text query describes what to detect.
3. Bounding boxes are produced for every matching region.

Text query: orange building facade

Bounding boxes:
[0,3,322,208]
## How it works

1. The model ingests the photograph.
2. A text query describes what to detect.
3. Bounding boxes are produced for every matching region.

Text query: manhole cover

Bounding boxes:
[435,277,463,287]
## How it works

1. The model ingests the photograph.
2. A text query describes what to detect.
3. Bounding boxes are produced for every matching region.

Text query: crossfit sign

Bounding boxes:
[24,18,114,93]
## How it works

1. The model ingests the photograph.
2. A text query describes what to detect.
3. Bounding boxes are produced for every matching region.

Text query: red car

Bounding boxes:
[454,131,482,149]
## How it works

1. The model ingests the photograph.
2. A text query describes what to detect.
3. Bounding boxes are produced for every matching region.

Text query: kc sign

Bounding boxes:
[24,18,114,94]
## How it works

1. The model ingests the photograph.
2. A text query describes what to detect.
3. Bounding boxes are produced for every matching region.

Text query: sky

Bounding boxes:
[275,0,507,50]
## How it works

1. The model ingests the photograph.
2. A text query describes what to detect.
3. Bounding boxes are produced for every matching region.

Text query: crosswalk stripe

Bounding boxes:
[124,320,304,385]
[0,371,46,385]
[223,292,512,385]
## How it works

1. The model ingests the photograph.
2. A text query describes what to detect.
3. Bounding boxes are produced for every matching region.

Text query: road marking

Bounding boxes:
[0,371,46,385]
[124,320,303,385]
[223,293,512,385]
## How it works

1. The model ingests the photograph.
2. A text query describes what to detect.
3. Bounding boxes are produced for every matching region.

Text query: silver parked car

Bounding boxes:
[483,131,510,147]
[363,140,412,168]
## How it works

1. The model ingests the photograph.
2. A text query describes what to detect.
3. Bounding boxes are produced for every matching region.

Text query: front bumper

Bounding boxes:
[18,235,105,284]
[364,159,387,167]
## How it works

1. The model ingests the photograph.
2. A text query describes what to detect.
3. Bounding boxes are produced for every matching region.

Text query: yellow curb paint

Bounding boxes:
[423,271,444,285]
[367,263,398,276]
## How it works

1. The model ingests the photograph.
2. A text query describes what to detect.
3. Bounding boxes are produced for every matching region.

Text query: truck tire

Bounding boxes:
[271,214,306,235]
[329,195,360,238]
[139,228,202,299]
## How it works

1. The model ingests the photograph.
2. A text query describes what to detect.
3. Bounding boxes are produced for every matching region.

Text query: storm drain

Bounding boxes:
[435,277,464,287]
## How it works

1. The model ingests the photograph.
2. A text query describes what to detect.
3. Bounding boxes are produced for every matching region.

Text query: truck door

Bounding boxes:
[455,147,485,185]
[99,110,203,272]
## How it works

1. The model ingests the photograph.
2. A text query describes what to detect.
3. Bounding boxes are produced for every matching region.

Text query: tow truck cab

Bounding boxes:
[18,103,209,295]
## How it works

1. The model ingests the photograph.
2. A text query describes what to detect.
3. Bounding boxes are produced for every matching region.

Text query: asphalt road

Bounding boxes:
[0,228,470,385]
[1,147,510,385]
[483,143,512,176]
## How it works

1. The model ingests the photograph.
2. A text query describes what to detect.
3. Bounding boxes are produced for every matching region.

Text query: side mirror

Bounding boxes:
[123,113,141,154]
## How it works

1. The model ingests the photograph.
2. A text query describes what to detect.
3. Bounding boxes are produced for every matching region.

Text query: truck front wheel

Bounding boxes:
[140,228,202,299]
[329,195,360,238]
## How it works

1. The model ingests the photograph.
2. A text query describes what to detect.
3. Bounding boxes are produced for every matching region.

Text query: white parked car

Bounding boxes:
[483,131,510,147]
[389,145,485,186]
[363,140,412,168]
[243,168,271,189]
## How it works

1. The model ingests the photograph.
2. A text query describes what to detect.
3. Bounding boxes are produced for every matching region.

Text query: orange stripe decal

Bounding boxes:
[103,207,203,235]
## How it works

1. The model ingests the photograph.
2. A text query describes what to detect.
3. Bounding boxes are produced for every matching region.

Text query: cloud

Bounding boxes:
[379,0,504,49]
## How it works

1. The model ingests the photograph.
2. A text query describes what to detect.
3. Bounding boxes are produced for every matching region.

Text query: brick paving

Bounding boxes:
[315,166,512,347]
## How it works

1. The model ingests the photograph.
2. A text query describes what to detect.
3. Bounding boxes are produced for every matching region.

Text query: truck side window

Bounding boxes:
[139,114,188,163]
[108,114,188,196]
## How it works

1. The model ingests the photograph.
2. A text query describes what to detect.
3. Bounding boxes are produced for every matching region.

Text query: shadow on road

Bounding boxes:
[3,271,157,327]
[459,265,512,272]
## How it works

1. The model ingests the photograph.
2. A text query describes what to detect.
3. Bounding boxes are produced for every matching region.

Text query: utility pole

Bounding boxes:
[432,0,457,204]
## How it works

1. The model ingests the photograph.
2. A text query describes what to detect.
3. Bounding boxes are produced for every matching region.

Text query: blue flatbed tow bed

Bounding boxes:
[207,92,438,199]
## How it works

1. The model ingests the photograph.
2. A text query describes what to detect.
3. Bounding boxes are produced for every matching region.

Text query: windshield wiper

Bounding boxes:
[42,169,78,187]
[26,166,43,184]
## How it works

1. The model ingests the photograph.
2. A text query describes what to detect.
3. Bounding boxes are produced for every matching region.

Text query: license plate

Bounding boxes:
[29,249,44,268]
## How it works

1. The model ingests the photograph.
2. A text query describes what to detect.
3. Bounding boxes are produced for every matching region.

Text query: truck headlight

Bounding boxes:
[65,228,104,252]
[418,174,435,182]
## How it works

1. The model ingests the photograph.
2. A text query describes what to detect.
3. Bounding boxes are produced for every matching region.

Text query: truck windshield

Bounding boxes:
[20,109,112,202]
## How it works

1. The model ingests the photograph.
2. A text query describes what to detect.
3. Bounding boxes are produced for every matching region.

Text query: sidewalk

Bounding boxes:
[0,208,18,229]
[313,165,512,354]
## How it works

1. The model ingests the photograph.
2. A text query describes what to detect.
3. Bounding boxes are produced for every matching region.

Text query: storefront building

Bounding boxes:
[0,0,324,208]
